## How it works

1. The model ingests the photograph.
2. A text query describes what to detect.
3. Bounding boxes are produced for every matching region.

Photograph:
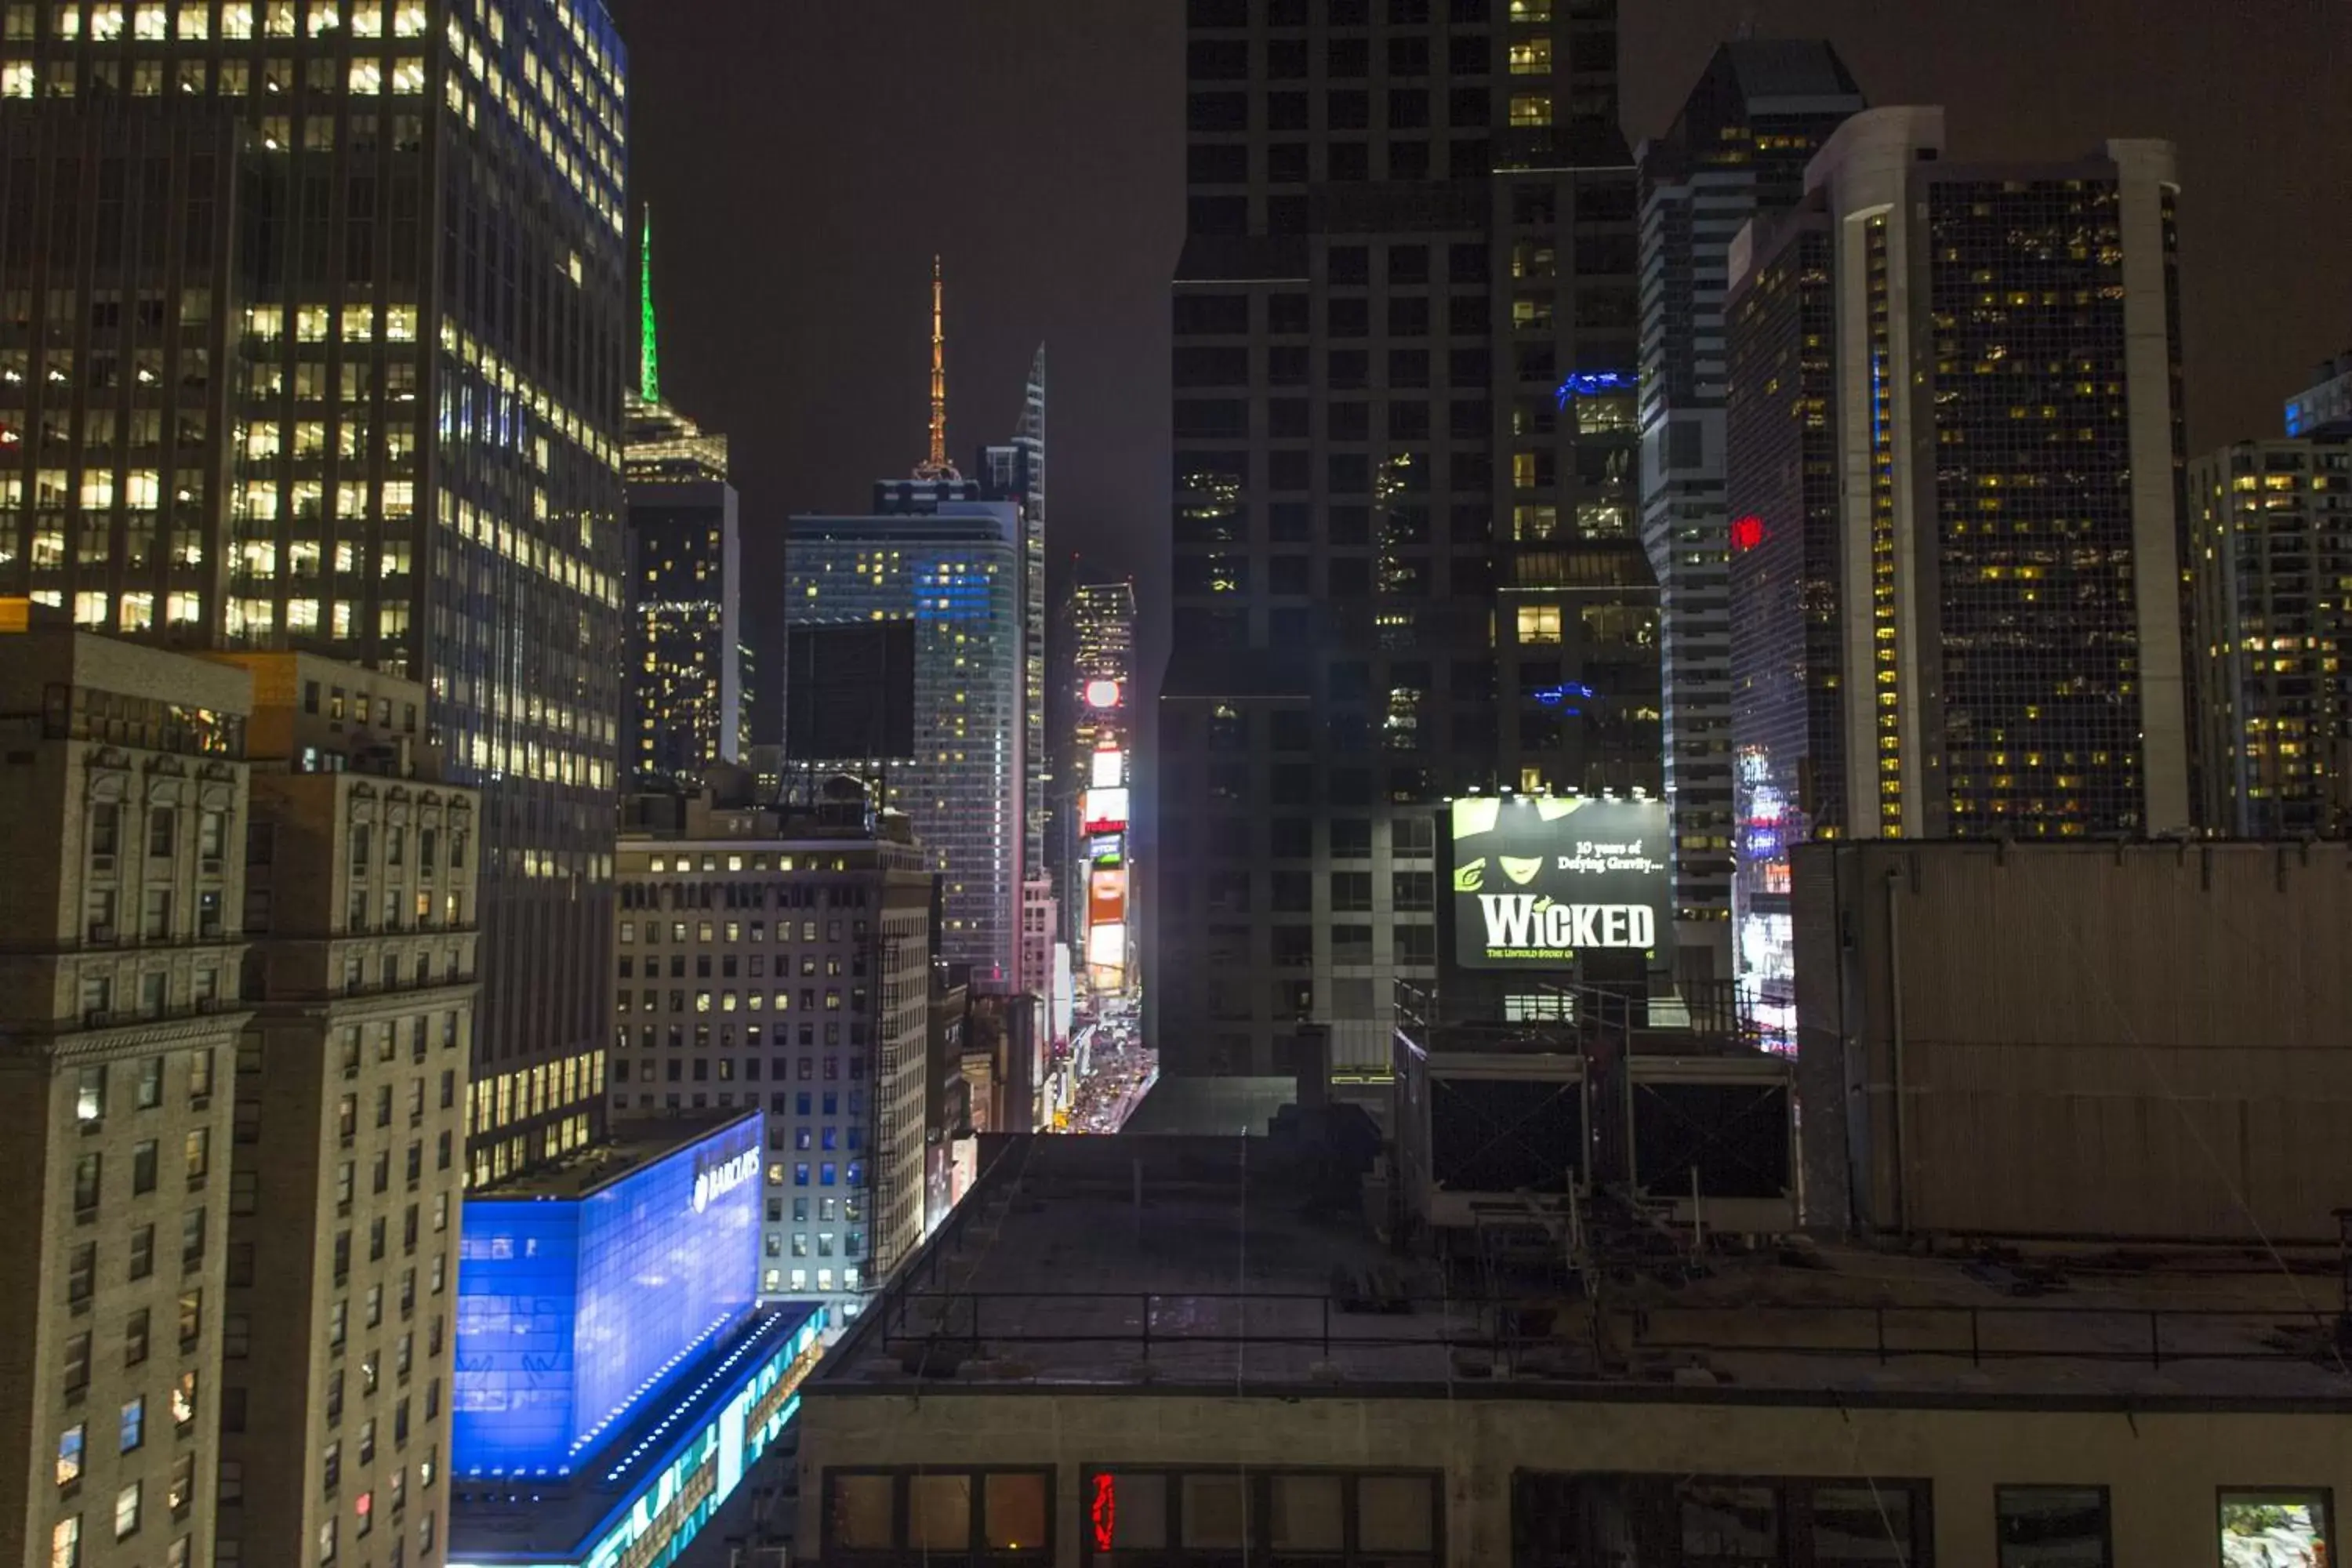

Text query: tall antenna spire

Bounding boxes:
[638,205,660,405]
[914,254,961,481]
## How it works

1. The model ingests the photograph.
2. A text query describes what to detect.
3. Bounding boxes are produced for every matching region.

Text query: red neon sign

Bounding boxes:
[1091,1473,1116,1550]
[1730,514,1766,553]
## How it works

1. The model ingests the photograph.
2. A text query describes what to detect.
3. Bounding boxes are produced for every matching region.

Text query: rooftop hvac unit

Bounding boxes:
[1418,1052,1588,1231]
[1623,1054,1796,1236]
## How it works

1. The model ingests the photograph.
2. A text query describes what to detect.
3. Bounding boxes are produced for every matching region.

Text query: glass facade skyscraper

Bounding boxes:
[785,502,1022,982]
[1636,42,1860,981]
[1160,0,1663,1074]
[1724,107,2194,858]
[1724,208,1840,1046]
[0,0,632,1178]
[2187,434,2352,837]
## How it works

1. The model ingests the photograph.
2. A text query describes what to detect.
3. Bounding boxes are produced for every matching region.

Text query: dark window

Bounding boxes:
[1269,293,1311,334]
[1186,39,1248,80]
[1187,143,1247,184]
[1512,1474,1934,1568]
[1268,90,1309,128]
[1327,40,1369,79]
[1328,142,1370,181]
[1174,293,1249,336]
[1998,1486,2110,1567]
[1187,92,1247,132]
[1268,142,1309,183]
[1388,86,1430,127]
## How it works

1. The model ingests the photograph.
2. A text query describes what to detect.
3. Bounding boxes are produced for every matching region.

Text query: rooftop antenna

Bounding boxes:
[1733,4,1756,40]
[637,204,659,405]
[913,255,962,481]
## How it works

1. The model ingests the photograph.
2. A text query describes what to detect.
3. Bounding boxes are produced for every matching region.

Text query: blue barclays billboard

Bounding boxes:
[453,1116,763,1475]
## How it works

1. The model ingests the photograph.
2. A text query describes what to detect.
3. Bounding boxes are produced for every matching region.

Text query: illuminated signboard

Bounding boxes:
[1081,788,1130,835]
[1087,921,1126,967]
[450,1310,826,1568]
[454,1116,763,1475]
[1089,867,1127,925]
[1446,797,1671,969]
[1090,747,1124,789]
[1085,678,1123,710]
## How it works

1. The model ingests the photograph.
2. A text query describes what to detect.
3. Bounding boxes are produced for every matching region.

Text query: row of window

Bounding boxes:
[822,1465,2335,1566]
[621,917,863,945]
[1188,0,1589,29]
[622,953,860,979]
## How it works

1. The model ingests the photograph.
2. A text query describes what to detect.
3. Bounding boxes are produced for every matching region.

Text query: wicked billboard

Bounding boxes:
[1446,796,1671,969]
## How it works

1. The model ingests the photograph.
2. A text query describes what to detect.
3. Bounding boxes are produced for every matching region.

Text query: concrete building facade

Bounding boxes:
[800,1134,2352,1568]
[613,789,933,1319]
[0,619,252,1568]
[1160,0,1664,1076]
[1792,840,2352,1241]
[201,652,475,1568]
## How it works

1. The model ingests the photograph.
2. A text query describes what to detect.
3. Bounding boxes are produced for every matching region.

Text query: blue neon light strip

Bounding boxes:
[1553,371,1635,407]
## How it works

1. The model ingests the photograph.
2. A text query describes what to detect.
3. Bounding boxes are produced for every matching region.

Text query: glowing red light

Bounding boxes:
[1730,514,1766,553]
[1091,1473,1117,1551]
[1085,679,1123,710]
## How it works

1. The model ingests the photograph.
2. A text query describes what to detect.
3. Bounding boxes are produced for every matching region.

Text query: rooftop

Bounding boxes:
[452,1303,818,1560]
[467,1112,754,1202]
[814,1134,2352,1410]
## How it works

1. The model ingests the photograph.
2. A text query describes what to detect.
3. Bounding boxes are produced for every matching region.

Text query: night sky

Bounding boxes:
[604,0,2350,706]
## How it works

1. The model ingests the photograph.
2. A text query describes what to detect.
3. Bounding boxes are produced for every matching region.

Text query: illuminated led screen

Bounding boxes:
[1090,747,1124,789]
[454,1117,763,1475]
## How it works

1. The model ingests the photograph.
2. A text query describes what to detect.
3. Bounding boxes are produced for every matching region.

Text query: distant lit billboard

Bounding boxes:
[1082,788,1130,835]
[1089,867,1127,925]
[1090,747,1124,789]
[455,1116,762,1474]
[1085,678,1123,710]
[1446,797,1671,969]
[1087,921,1126,967]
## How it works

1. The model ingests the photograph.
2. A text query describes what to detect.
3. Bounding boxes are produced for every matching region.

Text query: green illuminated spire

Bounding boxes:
[638,205,660,405]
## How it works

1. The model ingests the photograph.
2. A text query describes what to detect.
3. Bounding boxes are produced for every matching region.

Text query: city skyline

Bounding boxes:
[606,0,2349,617]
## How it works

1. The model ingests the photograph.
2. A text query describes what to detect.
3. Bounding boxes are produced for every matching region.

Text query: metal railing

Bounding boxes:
[877,1288,2344,1376]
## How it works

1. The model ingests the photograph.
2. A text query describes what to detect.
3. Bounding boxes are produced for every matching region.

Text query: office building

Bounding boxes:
[975,345,1050,886]
[2187,435,2352,837]
[1722,204,1841,1044]
[800,1133,2352,1565]
[785,503,1022,983]
[622,211,741,793]
[613,784,933,1308]
[197,652,477,1568]
[1162,0,1664,1076]
[1636,42,1863,979]
[1727,107,2194,847]
[0,616,250,1568]
[0,0,633,1178]
[450,1115,826,1568]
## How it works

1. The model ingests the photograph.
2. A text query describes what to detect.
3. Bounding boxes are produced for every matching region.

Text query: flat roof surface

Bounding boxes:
[452,1303,818,1559]
[814,1135,2352,1408]
[466,1112,755,1202]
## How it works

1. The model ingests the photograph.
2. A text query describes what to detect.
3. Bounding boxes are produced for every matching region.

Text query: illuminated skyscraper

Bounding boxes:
[1162,0,1662,1073]
[1726,108,2194,857]
[1638,42,1862,980]
[0,0,633,1176]
[2187,430,2352,838]
[976,346,1049,881]
[785,503,1022,982]
[623,210,741,790]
